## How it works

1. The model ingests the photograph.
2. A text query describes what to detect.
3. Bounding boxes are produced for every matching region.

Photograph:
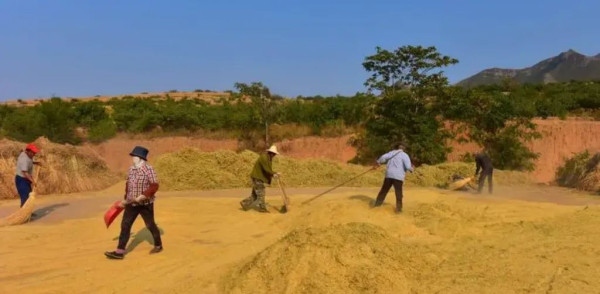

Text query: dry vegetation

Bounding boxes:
[2,90,231,107]
[0,138,119,199]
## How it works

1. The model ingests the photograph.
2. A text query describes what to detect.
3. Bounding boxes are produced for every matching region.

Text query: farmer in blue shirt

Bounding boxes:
[373,143,413,213]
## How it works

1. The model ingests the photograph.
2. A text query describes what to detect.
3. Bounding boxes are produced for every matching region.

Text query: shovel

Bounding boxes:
[104,200,124,228]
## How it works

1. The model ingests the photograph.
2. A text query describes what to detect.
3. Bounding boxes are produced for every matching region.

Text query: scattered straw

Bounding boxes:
[222,222,412,294]
[154,148,531,191]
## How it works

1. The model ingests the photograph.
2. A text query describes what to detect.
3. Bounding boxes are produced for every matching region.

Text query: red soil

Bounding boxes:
[86,118,600,183]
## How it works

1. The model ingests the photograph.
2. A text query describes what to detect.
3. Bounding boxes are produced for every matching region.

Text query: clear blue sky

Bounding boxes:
[1,0,598,100]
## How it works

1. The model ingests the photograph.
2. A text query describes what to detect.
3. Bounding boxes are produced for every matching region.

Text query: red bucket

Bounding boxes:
[104,201,124,228]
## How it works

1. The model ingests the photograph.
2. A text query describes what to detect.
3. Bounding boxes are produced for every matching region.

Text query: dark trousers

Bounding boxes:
[118,203,162,250]
[15,175,32,207]
[375,178,404,210]
[478,170,493,194]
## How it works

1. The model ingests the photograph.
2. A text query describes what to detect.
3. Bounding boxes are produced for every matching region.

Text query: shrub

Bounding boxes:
[88,119,117,143]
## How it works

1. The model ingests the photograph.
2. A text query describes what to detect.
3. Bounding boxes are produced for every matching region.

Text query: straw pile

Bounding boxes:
[0,138,119,199]
[222,222,412,294]
[154,148,531,191]
[556,151,600,192]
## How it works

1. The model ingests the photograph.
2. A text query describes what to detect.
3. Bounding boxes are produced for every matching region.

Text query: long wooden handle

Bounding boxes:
[278,177,289,205]
[33,165,41,193]
[301,166,376,205]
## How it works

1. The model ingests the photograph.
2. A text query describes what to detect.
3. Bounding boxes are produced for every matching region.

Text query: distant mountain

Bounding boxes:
[458,50,600,87]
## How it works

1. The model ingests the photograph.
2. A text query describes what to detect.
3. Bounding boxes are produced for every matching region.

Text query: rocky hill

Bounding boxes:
[458,49,600,87]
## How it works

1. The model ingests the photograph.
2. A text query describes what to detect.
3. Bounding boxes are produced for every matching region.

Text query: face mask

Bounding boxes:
[132,156,144,168]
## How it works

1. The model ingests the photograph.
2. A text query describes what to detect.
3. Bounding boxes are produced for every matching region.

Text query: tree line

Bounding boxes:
[1,45,600,171]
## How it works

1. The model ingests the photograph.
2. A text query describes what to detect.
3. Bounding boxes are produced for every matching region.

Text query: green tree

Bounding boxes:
[233,82,277,146]
[2,107,45,142]
[355,45,457,165]
[37,98,80,144]
[363,45,458,96]
[73,101,109,127]
[442,87,540,170]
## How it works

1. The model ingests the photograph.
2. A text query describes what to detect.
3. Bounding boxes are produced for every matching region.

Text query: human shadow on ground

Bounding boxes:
[348,194,381,207]
[112,226,165,253]
[30,203,69,221]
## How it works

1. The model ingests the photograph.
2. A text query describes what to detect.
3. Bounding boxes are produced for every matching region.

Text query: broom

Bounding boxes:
[0,167,40,227]
[448,177,473,191]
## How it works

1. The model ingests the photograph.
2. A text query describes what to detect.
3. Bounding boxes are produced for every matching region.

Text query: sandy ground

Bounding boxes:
[1,184,600,293]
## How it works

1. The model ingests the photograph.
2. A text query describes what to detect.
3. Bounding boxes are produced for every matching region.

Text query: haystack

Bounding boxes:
[556,151,600,192]
[222,223,412,294]
[0,137,119,199]
[154,148,531,191]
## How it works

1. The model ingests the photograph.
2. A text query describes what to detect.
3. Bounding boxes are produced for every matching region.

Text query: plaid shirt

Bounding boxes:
[125,163,159,205]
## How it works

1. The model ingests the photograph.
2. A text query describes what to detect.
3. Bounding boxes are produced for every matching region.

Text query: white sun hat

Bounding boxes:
[266,145,280,155]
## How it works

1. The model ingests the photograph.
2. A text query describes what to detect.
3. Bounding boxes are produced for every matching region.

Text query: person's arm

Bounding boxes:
[21,171,35,186]
[475,156,481,176]
[377,151,394,165]
[119,174,130,207]
[403,154,413,173]
[136,167,159,202]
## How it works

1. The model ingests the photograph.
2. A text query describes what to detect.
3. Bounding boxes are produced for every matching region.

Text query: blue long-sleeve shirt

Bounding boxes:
[377,150,413,181]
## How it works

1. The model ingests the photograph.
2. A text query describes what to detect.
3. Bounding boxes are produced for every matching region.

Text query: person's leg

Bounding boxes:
[106,205,140,259]
[478,173,485,193]
[374,178,393,206]
[15,176,32,207]
[139,203,163,251]
[392,180,404,212]
[117,205,140,251]
[240,179,259,210]
[253,180,268,212]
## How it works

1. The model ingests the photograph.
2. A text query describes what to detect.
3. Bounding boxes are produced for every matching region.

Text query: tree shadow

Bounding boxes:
[30,203,69,221]
[112,226,165,253]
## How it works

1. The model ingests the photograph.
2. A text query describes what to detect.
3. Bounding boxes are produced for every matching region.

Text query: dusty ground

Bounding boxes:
[1,183,600,293]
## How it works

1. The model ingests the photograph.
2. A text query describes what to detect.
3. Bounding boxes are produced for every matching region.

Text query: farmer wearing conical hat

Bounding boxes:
[15,143,41,207]
[240,145,281,213]
[105,146,162,260]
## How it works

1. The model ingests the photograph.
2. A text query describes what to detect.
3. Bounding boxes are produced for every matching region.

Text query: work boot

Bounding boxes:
[104,251,124,260]
[240,200,249,211]
[255,204,269,213]
[149,246,163,254]
[396,203,403,214]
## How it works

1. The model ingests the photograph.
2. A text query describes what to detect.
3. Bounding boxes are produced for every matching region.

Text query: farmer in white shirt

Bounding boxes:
[15,143,41,207]
[373,143,413,213]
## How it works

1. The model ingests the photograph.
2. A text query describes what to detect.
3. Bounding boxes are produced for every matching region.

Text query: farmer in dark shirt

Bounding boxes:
[474,152,493,194]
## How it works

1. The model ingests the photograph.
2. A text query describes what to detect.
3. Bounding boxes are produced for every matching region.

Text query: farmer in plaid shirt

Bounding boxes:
[105,146,163,259]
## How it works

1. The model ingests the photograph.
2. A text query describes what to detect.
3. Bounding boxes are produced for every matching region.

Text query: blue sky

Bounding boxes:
[1,0,598,100]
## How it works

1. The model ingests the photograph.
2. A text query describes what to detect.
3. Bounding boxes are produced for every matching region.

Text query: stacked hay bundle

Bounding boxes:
[0,138,119,199]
